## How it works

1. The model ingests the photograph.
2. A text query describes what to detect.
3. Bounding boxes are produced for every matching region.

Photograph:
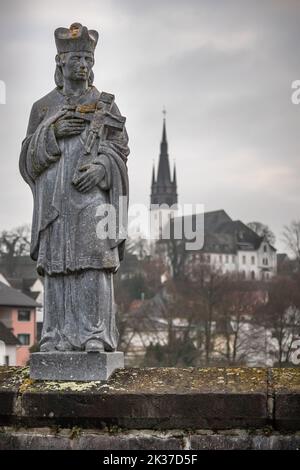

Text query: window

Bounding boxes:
[18,310,31,322]
[251,256,255,265]
[219,255,222,263]
[5,356,9,366]
[18,334,30,346]
[232,255,235,263]
[264,245,267,253]
[242,255,246,264]
[225,255,229,263]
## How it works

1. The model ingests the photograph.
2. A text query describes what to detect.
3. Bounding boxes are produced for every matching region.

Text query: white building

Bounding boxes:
[174,209,277,280]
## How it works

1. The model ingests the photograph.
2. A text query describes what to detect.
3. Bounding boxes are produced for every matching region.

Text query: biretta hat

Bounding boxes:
[55,23,98,54]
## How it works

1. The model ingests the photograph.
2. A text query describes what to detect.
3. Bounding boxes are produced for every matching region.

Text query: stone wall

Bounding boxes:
[0,366,299,450]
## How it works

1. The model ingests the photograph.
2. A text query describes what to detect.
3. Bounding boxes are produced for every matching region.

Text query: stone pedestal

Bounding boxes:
[30,351,124,381]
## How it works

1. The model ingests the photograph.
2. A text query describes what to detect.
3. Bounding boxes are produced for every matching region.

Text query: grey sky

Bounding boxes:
[0,0,299,251]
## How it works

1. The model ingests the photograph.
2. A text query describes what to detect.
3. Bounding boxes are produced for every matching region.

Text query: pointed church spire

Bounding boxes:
[151,162,156,185]
[162,108,167,144]
[150,109,178,207]
[157,109,171,184]
[161,107,167,148]
[173,162,177,186]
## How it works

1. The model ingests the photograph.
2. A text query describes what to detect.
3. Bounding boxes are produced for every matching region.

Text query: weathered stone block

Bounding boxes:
[30,351,124,381]
[271,368,300,431]
[21,367,268,429]
[190,431,252,450]
[74,431,184,450]
[0,367,25,421]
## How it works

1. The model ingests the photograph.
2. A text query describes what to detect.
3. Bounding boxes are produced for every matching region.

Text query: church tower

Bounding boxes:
[150,113,177,207]
[150,112,178,240]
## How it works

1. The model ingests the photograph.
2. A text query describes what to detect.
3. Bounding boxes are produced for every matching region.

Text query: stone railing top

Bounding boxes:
[0,366,299,431]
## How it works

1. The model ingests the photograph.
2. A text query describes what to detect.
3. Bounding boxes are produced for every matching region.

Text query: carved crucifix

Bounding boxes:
[72,91,126,185]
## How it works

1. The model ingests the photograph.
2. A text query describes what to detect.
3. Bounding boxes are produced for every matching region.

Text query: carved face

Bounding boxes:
[58,51,94,82]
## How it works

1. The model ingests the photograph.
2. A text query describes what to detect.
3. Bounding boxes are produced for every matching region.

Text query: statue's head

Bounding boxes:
[54,23,99,88]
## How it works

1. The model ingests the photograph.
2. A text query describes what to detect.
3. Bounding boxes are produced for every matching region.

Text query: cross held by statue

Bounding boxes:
[83,92,126,154]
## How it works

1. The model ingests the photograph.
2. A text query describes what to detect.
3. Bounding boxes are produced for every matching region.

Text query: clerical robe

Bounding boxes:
[19,85,129,351]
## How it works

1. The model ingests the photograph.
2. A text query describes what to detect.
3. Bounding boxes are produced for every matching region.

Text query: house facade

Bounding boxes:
[0,255,44,341]
[183,210,277,281]
[0,281,39,365]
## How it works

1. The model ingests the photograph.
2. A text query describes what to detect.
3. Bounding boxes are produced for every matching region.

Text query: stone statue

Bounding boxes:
[19,23,129,380]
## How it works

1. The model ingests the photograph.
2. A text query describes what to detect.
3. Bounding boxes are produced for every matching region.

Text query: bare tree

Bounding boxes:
[0,224,31,277]
[282,220,300,268]
[183,263,229,366]
[247,221,276,245]
[216,277,267,365]
[259,276,300,366]
[126,236,150,260]
[156,237,187,281]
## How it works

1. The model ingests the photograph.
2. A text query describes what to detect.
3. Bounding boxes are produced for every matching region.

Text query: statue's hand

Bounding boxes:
[73,163,106,193]
[54,115,85,138]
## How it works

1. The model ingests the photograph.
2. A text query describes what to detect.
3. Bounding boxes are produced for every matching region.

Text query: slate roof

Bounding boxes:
[123,289,174,333]
[7,277,42,301]
[8,277,37,291]
[0,256,44,301]
[0,281,40,308]
[0,255,37,280]
[171,209,275,254]
[0,321,20,345]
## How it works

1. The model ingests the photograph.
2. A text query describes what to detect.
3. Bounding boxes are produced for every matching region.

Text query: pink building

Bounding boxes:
[0,281,40,366]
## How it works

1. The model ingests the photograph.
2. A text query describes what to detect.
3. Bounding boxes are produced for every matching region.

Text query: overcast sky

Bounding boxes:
[0,0,299,251]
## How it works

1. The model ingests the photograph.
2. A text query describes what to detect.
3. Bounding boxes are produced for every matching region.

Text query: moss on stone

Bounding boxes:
[19,378,35,394]
[0,367,29,390]
[271,368,300,392]
[0,366,299,396]
[69,426,81,440]
[0,366,266,394]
